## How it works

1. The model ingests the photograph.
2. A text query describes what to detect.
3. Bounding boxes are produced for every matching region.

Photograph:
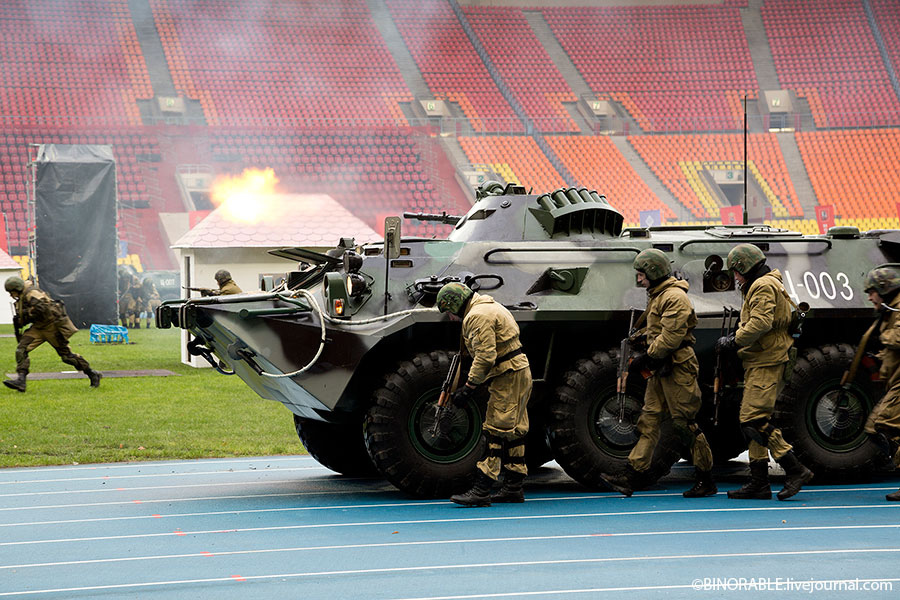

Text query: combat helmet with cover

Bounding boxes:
[214,269,232,285]
[633,248,672,281]
[436,282,473,316]
[4,276,24,293]
[864,266,900,297]
[727,243,766,275]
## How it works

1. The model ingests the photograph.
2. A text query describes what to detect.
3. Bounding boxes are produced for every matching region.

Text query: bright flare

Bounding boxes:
[210,168,279,224]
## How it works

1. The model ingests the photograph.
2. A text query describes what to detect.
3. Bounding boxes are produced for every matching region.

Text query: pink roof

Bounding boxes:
[173,193,381,249]
[0,248,21,270]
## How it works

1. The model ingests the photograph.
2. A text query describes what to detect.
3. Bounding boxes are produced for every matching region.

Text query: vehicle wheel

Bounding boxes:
[776,343,881,479]
[548,349,681,489]
[294,414,378,477]
[365,350,485,498]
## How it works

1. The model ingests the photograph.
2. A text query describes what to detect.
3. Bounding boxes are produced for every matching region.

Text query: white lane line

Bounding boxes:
[1,487,897,528]
[0,466,328,486]
[4,523,900,571]
[2,503,898,547]
[0,476,384,498]
[3,550,900,597]
[389,579,900,600]
[0,456,316,476]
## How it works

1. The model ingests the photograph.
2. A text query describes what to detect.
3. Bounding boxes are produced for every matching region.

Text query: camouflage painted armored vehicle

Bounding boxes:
[157,182,900,496]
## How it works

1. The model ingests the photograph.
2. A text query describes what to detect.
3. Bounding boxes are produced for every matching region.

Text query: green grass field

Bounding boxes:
[0,325,303,467]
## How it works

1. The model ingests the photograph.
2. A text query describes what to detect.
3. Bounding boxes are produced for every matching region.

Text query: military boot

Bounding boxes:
[727,460,771,499]
[85,369,102,388]
[683,469,717,498]
[775,451,814,501]
[2,372,26,393]
[600,464,644,497]
[450,472,495,507]
[491,471,525,503]
[887,489,900,501]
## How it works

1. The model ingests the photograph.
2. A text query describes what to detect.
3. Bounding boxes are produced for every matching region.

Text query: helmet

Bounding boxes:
[633,248,672,281]
[726,243,766,275]
[214,269,231,285]
[4,276,24,293]
[436,282,473,316]
[864,267,900,296]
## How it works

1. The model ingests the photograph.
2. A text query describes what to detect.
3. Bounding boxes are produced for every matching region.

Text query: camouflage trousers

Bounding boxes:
[629,358,713,473]
[16,325,91,375]
[740,363,793,461]
[477,367,532,480]
[865,380,900,465]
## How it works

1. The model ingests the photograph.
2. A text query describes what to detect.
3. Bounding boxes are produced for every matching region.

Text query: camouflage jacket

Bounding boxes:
[644,277,697,363]
[217,280,243,296]
[877,293,900,386]
[736,269,793,367]
[462,292,529,385]
[16,282,68,330]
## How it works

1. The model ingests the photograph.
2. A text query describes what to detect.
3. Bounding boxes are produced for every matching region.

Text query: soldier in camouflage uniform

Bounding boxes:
[601,249,716,498]
[719,244,813,500]
[435,282,532,506]
[118,271,141,329]
[138,277,161,328]
[3,276,101,392]
[862,266,900,501]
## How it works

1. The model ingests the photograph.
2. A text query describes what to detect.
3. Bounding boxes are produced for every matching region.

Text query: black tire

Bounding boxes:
[524,408,554,471]
[548,349,682,489]
[294,414,378,477]
[776,343,881,479]
[365,350,485,498]
[699,387,747,464]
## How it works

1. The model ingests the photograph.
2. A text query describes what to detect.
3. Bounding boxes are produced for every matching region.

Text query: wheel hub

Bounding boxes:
[810,387,867,448]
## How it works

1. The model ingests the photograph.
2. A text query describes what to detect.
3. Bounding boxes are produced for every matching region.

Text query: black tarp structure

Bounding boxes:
[33,144,117,328]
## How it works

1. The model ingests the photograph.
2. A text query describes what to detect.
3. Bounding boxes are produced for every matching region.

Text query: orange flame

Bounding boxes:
[210,168,280,224]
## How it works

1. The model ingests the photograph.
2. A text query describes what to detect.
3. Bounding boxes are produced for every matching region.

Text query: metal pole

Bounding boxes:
[743,95,748,226]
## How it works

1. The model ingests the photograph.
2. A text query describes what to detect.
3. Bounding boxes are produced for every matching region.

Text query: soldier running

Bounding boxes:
[718,244,813,500]
[861,267,900,501]
[601,249,716,498]
[3,276,101,392]
[434,282,532,506]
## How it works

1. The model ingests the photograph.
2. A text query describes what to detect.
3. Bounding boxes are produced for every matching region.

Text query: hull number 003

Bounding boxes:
[783,270,853,304]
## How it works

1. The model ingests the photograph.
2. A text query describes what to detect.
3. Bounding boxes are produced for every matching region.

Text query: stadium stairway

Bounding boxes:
[365,0,431,100]
[611,136,686,222]
[740,0,780,90]
[775,133,818,217]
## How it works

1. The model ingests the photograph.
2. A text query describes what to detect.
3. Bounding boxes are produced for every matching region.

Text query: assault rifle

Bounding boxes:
[430,352,462,438]
[713,306,738,426]
[11,309,21,342]
[834,313,884,420]
[182,286,218,297]
[617,308,639,424]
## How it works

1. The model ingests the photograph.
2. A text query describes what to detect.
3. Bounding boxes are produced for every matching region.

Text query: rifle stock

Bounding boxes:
[430,352,462,436]
[617,309,638,423]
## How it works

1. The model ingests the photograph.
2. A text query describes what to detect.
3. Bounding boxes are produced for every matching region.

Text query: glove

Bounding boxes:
[451,383,477,407]
[716,334,737,352]
[629,333,647,350]
[629,352,664,374]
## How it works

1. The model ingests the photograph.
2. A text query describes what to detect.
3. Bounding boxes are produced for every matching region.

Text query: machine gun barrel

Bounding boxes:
[182,286,216,297]
[403,211,462,226]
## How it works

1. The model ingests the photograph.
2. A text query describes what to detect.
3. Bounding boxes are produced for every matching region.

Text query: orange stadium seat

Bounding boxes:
[458,136,565,192]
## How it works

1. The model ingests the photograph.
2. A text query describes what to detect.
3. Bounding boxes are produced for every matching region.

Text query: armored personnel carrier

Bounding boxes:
[158,182,900,497]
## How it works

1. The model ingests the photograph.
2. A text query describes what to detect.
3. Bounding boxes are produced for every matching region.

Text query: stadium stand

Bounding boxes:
[545,136,676,224]
[0,0,150,126]
[629,133,801,220]
[458,136,566,193]
[796,129,900,221]
[462,6,579,133]
[761,0,900,128]
[541,4,756,132]
[385,0,521,133]
[149,0,411,126]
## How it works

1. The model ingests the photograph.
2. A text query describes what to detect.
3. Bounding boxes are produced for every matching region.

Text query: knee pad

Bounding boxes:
[672,418,698,448]
[741,418,773,446]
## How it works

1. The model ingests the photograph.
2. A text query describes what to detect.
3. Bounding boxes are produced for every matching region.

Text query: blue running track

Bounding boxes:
[1,456,899,598]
